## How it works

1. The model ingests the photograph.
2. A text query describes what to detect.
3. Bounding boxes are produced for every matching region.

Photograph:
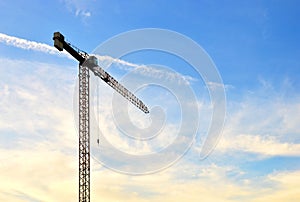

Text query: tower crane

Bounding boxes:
[53,32,149,202]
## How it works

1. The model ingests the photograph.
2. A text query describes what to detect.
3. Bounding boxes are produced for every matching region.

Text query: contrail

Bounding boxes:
[0,32,70,58]
[0,32,195,84]
[94,55,196,85]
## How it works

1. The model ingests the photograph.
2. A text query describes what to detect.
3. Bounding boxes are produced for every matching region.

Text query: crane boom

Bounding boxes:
[53,32,149,202]
[86,57,149,113]
[53,32,149,113]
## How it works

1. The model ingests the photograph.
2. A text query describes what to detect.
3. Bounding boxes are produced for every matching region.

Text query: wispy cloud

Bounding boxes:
[1,31,300,202]
[0,33,196,86]
[207,81,234,91]
[1,56,300,201]
[0,58,77,201]
[94,55,197,85]
[218,134,300,156]
[62,0,92,19]
[90,162,300,202]
[211,79,300,158]
[0,57,76,149]
[0,32,70,58]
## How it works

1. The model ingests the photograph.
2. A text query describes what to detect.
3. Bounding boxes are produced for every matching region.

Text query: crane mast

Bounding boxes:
[53,32,149,202]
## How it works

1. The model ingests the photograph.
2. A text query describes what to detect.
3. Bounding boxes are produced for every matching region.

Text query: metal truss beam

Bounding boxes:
[78,65,90,202]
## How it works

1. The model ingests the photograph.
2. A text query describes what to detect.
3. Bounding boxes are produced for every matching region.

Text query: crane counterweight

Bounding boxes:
[53,32,64,51]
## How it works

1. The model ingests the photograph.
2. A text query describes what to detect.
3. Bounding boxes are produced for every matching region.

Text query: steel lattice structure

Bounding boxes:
[53,32,148,202]
[78,65,90,202]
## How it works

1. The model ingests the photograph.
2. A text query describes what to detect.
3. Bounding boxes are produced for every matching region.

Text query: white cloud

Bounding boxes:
[76,9,91,17]
[210,79,300,158]
[94,54,197,85]
[0,57,76,148]
[0,32,71,58]
[0,32,197,88]
[1,40,300,201]
[250,170,300,202]
[89,162,300,202]
[0,147,77,201]
[207,81,234,91]
[62,0,93,18]
[218,134,300,156]
[0,57,78,201]
[1,138,299,202]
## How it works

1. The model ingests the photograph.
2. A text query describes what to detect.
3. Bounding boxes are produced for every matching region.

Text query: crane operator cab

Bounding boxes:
[85,55,98,70]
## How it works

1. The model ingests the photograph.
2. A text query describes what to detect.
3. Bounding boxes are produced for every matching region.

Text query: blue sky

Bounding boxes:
[1,0,299,89]
[1,0,300,201]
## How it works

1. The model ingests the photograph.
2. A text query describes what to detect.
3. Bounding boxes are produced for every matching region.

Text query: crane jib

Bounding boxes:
[53,32,149,114]
[86,56,149,114]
